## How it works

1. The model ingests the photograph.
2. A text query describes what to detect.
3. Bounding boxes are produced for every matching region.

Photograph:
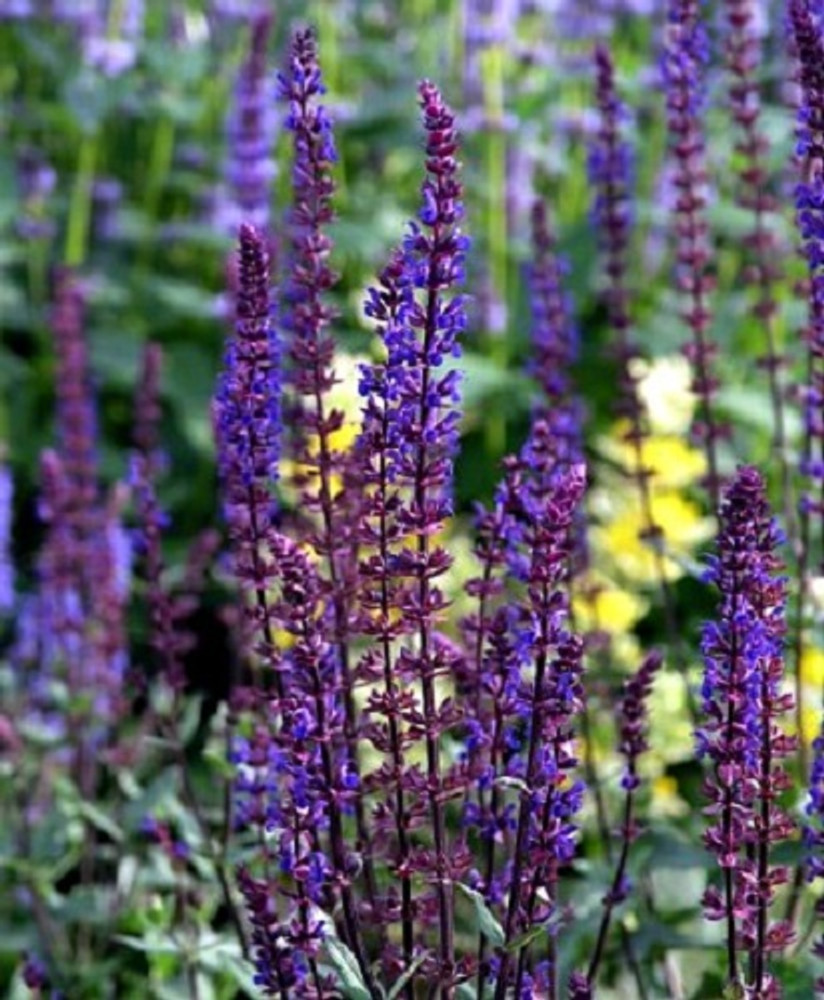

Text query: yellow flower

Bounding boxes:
[591,489,712,584]
[630,354,695,436]
[800,646,824,689]
[279,352,369,500]
[801,705,823,748]
[599,425,707,491]
[573,573,648,635]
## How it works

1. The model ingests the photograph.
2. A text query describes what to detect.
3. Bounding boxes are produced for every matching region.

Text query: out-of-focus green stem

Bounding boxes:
[27,235,51,339]
[480,41,508,456]
[139,115,176,271]
[64,131,98,268]
[449,0,464,93]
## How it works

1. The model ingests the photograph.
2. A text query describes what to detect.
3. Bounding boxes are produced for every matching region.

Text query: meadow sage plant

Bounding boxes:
[13,4,824,999]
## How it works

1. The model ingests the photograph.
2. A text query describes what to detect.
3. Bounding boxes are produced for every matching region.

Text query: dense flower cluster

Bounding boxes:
[214,223,282,675]
[697,466,795,994]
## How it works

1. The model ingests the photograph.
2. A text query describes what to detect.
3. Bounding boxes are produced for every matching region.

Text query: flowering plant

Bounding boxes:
[8,2,824,999]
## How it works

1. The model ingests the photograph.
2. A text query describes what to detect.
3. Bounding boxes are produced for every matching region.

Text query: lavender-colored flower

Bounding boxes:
[0,0,34,18]
[22,953,48,989]
[491,462,587,1000]
[92,177,123,242]
[723,0,789,524]
[589,43,687,678]
[209,0,266,21]
[278,29,386,946]
[805,724,824,992]
[50,0,97,26]
[528,200,577,408]
[217,14,277,236]
[663,0,725,511]
[791,1,824,485]
[589,45,655,498]
[131,344,188,694]
[352,78,470,992]
[214,223,281,680]
[52,270,99,523]
[16,149,56,240]
[589,45,634,349]
[27,273,129,769]
[697,466,795,990]
[525,198,585,522]
[278,24,355,625]
[0,463,14,614]
[83,0,143,76]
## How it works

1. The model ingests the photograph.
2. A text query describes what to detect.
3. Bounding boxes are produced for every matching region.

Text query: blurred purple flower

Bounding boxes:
[0,464,14,614]
[0,0,34,18]
[215,14,277,236]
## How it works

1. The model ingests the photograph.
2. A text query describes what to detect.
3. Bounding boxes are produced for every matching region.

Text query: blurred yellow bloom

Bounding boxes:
[630,354,695,436]
[800,705,823,747]
[280,352,368,499]
[649,772,689,818]
[600,429,707,491]
[647,671,694,764]
[573,574,648,635]
[591,488,712,584]
[800,645,824,689]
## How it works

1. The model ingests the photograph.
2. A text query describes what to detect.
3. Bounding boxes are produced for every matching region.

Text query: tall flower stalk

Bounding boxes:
[790,0,824,795]
[490,461,587,1000]
[214,222,281,692]
[697,466,795,993]
[723,0,790,531]
[589,45,682,656]
[278,29,379,918]
[663,0,725,514]
[368,78,469,993]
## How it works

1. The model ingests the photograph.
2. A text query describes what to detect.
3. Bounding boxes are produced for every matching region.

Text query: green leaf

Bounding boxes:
[113,933,181,956]
[312,907,372,1000]
[77,800,124,843]
[385,953,427,999]
[455,883,505,949]
[324,937,372,1000]
[492,775,530,796]
[505,912,563,954]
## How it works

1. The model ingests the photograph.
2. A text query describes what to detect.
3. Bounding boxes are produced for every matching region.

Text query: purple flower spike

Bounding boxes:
[353,79,470,994]
[697,466,795,992]
[220,15,276,236]
[493,464,587,1000]
[792,0,824,525]
[580,650,662,992]
[214,223,282,682]
[588,45,649,461]
[589,45,634,349]
[278,27,381,942]
[663,0,725,511]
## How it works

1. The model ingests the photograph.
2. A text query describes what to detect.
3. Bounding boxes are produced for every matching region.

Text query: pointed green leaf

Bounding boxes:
[385,953,427,999]
[456,883,505,948]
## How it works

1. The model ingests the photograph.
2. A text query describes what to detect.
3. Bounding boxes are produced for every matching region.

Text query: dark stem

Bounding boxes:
[493,583,551,1000]
[414,279,455,995]
[587,772,637,985]
[752,672,774,993]
[376,398,415,996]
